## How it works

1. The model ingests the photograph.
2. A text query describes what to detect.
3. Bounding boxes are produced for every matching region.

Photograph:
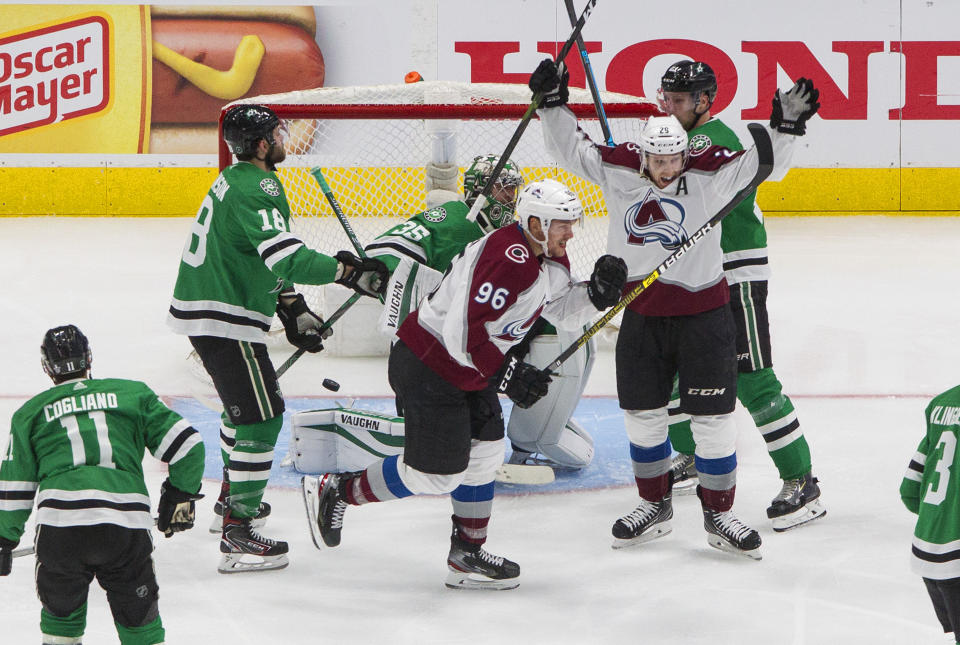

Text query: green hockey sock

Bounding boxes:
[116,616,165,645]
[738,368,811,480]
[40,603,86,640]
[228,415,283,518]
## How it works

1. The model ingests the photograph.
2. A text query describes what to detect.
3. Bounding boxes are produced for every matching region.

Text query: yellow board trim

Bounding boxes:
[1,167,959,217]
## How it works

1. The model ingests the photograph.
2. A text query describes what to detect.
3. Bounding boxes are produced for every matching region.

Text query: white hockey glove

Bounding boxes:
[770,78,820,136]
[425,162,459,193]
[335,251,389,299]
[277,293,330,353]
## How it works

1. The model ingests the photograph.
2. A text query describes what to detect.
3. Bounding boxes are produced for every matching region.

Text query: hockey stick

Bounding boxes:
[543,123,774,374]
[275,292,362,378]
[564,0,613,146]
[13,546,34,558]
[276,168,385,376]
[466,0,600,223]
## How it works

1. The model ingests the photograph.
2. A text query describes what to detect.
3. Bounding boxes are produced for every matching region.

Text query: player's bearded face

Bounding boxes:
[659,91,699,130]
[546,220,575,257]
[266,124,288,167]
[646,152,684,189]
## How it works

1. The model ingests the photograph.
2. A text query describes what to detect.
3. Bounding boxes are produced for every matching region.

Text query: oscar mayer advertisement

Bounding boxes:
[0,4,325,153]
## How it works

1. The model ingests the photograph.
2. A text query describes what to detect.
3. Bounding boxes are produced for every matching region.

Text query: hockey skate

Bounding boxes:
[208,472,271,533]
[218,511,289,573]
[669,453,698,496]
[611,496,673,549]
[703,509,762,560]
[767,472,826,532]
[446,522,520,591]
[301,473,351,549]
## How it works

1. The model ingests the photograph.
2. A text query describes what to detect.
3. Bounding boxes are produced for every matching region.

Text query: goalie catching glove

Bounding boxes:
[770,78,820,136]
[587,255,627,310]
[156,479,204,538]
[497,354,552,409]
[335,251,389,298]
[277,292,331,353]
[528,58,569,109]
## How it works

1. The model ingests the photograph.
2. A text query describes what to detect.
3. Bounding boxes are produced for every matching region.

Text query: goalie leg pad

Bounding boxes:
[506,333,596,468]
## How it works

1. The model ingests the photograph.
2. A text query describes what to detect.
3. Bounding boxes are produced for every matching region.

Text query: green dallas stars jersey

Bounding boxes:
[0,378,204,543]
[168,162,340,342]
[687,118,769,285]
[363,199,484,274]
[364,198,485,336]
[901,385,960,579]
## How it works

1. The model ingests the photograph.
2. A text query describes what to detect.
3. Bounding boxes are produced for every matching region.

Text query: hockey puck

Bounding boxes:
[322,378,340,392]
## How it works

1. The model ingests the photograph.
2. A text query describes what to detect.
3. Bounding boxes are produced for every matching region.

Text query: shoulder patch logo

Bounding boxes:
[688,134,712,156]
[505,243,529,264]
[423,207,446,223]
[260,177,281,197]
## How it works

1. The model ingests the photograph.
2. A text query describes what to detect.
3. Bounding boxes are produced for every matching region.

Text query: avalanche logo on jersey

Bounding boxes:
[494,305,544,342]
[624,188,688,250]
[505,244,530,264]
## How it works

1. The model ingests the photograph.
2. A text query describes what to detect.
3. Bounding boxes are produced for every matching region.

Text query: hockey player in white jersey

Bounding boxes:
[302,179,627,589]
[530,59,820,559]
[366,154,600,472]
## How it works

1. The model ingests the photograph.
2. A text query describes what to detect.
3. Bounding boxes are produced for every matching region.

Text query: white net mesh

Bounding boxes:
[225,81,658,356]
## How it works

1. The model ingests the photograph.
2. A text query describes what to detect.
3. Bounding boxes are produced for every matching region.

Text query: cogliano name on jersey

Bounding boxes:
[44,391,119,422]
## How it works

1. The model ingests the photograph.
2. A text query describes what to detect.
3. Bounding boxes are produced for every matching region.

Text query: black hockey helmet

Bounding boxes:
[222,104,282,157]
[660,60,718,104]
[41,324,91,379]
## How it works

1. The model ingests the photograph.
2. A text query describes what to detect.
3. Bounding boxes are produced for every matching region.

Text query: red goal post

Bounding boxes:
[218,81,659,356]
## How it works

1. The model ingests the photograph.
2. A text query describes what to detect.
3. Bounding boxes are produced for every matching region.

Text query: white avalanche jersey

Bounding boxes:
[396,224,595,390]
[540,106,796,316]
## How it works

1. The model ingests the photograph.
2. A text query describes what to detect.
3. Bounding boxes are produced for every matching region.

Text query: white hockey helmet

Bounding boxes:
[516,178,583,256]
[639,115,689,157]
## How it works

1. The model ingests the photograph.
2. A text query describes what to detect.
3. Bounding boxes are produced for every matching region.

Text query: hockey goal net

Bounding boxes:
[220,81,658,356]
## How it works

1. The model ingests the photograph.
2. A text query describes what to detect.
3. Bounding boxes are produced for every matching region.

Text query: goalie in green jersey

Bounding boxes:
[0,325,205,645]
[658,60,826,532]
[167,104,389,572]
[363,154,597,472]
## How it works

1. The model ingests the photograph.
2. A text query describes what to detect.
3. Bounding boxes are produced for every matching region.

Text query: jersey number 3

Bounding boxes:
[924,432,957,506]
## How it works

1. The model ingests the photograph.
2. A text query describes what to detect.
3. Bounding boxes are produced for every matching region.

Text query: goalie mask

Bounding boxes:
[222,104,286,162]
[463,154,524,234]
[516,179,583,256]
[41,324,91,380]
[658,60,717,112]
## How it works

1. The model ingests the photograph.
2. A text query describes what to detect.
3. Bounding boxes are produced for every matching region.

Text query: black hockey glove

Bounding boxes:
[497,354,552,409]
[277,293,330,353]
[156,479,204,538]
[0,536,15,576]
[587,255,627,310]
[529,58,569,109]
[334,251,389,299]
[770,78,820,136]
